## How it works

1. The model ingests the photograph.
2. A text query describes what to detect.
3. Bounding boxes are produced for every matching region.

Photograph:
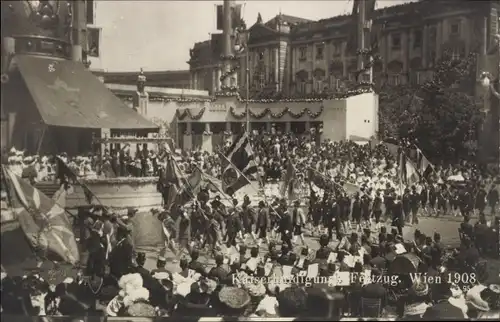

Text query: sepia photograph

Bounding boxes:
[0,0,500,320]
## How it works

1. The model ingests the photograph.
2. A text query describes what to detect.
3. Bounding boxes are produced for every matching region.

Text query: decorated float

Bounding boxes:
[56,135,177,215]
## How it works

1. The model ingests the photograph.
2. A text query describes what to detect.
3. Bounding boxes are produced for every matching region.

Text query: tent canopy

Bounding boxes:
[16,55,158,130]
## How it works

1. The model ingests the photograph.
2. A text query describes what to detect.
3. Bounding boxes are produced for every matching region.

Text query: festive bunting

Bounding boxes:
[230,105,324,120]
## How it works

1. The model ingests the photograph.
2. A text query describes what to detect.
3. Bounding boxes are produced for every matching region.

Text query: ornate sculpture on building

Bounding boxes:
[134,68,148,115]
[137,68,147,94]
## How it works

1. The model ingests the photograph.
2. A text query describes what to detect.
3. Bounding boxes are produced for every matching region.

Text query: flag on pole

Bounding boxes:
[415,147,433,178]
[2,166,79,265]
[221,133,257,195]
[281,160,297,200]
[399,149,419,186]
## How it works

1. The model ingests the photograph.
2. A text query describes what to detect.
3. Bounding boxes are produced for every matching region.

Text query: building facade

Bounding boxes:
[189,0,500,97]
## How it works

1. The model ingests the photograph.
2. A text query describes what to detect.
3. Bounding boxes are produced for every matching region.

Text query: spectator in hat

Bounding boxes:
[423,282,466,319]
[151,255,168,275]
[189,249,206,277]
[85,220,107,278]
[208,254,230,284]
[276,285,309,317]
[134,252,150,277]
[402,279,430,319]
[109,224,135,279]
[315,234,333,260]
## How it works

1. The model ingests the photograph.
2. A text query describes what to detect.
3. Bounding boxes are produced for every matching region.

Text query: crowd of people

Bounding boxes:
[1,198,500,318]
[2,131,500,319]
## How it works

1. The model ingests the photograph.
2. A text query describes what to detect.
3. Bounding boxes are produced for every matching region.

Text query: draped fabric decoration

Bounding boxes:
[120,87,374,105]
[230,105,324,120]
[176,107,206,121]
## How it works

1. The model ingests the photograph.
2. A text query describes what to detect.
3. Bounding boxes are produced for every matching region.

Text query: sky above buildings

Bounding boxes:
[97,0,413,72]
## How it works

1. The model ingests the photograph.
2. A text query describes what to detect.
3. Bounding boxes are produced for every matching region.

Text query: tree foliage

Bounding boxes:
[378,52,482,162]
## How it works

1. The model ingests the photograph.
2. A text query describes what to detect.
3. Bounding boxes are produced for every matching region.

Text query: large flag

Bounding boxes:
[399,149,419,186]
[281,161,297,200]
[56,157,94,204]
[415,147,433,178]
[221,133,257,195]
[2,166,79,265]
[162,156,189,210]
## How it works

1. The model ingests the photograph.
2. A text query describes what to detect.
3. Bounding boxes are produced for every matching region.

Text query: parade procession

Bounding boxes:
[1,0,500,321]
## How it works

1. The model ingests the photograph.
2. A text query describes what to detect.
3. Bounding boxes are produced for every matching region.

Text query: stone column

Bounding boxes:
[184,122,193,152]
[463,19,470,54]
[266,122,272,132]
[212,69,217,94]
[285,122,291,133]
[436,21,442,60]
[100,129,110,157]
[402,31,409,76]
[305,121,311,133]
[193,71,198,89]
[225,122,231,132]
[422,25,428,68]
[217,69,222,91]
[341,42,347,77]
[202,123,212,153]
[222,0,233,88]
[274,47,279,90]
[71,0,86,62]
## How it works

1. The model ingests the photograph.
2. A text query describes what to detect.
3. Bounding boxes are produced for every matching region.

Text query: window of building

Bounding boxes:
[259,72,266,89]
[390,74,400,86]
[86,0,94,25]
[315,44,324,60]
[450,22,460,36]
[391,33,401,50]
[298,80,306,94]
[331,42,341,56]
[413,30,422,48]
[329,76,341,90]
[87,28,100,57]
[451,48,461,60]
[299,46,307,61]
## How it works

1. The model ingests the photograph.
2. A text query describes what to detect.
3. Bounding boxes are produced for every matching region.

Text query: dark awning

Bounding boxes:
[16,55,158,129]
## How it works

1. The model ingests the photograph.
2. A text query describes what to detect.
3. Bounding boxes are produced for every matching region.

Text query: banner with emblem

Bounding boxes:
[1,165,79,265]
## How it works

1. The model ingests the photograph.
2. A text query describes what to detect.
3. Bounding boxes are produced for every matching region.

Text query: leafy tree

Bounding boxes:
[378,52,481,163]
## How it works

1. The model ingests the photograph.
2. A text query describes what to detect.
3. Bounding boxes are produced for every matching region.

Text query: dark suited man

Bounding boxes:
[256,200,271,246]
[109,225,135,279]
[392,196,405,236]
[279,201,293,249]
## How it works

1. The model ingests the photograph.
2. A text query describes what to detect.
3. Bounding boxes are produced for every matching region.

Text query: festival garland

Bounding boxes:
[176,106,206,121]
[82,177,160,185]
[230,105,324,120]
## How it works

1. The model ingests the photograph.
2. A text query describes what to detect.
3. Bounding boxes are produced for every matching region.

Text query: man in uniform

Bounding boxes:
[279,200,293,249]
[402,188,411,224]
[292,199,306,246]
[392,196,405,236]
[410,186,420,225]
[225,198,243,252]
[256,200,271,246]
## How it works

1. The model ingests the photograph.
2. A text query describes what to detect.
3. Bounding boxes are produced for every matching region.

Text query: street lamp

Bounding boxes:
[235,26,250,134]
